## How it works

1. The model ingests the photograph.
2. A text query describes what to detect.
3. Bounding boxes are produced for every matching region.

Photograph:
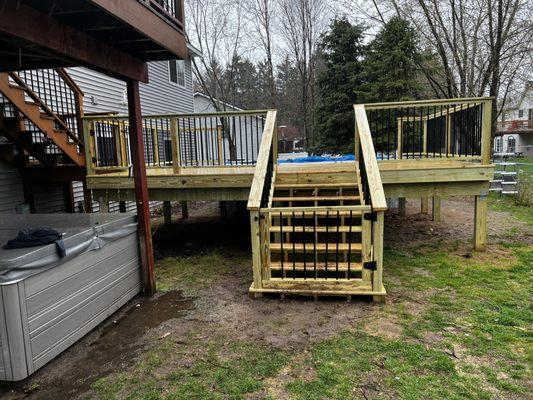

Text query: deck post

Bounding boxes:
[170,117,181,174]
[180,201,189,219]
[421,197,429,214]
[432,197,441,222]
[481,99,492,165]
[127,79,156,296]
[82,119,95,175]
[361,214,372,283]
[474,194,488,251]
[372,211,385,301]
[82,180,93,213]
[398,198,406,217]
[250,210,263,296]
[163,201,172,224]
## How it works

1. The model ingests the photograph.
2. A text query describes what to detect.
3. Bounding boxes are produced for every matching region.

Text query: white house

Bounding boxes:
[193,92,265,166]
[494,82,533,157]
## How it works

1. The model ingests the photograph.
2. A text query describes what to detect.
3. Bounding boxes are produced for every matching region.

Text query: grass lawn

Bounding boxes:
[84,198,532,400]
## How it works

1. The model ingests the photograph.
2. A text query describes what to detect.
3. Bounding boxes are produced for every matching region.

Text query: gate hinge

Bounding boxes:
[364,211,377,221]
[363,261,377,271]
[91,157,97,163]
[89,129,95,136]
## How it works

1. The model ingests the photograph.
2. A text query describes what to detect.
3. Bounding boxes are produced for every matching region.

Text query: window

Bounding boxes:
[495,137,502,153]
[168,60,185,87]
[507,136,516,153]
[518,109,524,118]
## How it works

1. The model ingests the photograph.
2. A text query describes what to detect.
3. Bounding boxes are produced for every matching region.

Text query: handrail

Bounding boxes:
[353,105,387,211]
[247,110,277,210]
[266,205,372,213]
[82,109,270,121]
[363,96,494,109]
[8,72,84,147]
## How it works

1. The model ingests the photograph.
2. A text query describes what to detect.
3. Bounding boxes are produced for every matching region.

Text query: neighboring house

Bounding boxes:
[0,58,196,214]
[193,92,265,165]
[278,125,305,153]
[494,82,533,157]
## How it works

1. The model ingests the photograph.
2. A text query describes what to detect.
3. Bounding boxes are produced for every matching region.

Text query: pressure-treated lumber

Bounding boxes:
[353,105,387,211]
[247,110,277,210]
[272,195,360,202]
[270,243,362,252]
[269,226,362,233]
[269,262,363,271]
[474,195,488,251]
[432,197,441,222]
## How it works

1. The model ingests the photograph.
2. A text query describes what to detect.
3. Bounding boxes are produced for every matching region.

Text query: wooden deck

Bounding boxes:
[88,159,492,202]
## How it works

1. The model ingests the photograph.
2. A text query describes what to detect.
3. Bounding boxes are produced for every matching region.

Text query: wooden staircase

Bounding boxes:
[268,176,364,280]
[247,108,387,301]
[0,71,85,167]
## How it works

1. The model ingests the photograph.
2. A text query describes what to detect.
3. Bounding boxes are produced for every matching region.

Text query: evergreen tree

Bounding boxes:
[362,17,422,102]
[312,18,366,154]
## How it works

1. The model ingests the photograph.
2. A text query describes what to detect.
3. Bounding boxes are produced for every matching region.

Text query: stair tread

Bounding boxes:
[270,243,362,251]
[273,195,360,202]
[275,211,364,217]
[270,262,362,271]
[270,226,362,233]
[8,84,25,91]
[275,182,358,189]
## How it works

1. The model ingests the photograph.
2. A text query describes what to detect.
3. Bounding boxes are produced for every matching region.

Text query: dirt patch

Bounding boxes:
[1,198,529,399]
[0,291,193,400]
[385,197,532,247]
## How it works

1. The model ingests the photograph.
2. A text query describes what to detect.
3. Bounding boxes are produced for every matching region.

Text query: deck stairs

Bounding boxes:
[266,169,366,281]
[0,72,85,168]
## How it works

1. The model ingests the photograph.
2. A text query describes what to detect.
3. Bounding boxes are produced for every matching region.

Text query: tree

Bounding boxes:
[312,18,366,154]
[278,0,329,148]
[362,16,423,102]
[276,56,301,128]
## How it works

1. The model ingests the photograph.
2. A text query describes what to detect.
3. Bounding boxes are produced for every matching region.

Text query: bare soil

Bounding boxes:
[0,198,529,399]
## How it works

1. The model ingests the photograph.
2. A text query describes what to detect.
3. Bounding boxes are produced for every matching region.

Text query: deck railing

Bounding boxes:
[139,0,185,32]
[82,110,268,175]
[497,119,533,133]
[363,97,493,164]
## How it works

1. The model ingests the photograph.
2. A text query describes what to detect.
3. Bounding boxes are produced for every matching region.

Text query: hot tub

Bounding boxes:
[0,213,142,381]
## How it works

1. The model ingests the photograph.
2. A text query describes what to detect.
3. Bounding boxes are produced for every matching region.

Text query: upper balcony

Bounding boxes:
[0,0,188,82]
[496,120,533,134]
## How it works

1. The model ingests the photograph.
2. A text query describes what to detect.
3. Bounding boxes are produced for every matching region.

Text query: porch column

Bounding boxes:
[127,80,156,296]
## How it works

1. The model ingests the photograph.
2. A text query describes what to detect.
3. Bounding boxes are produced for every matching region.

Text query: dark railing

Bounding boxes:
[140,0,185,32]
[364,98,491,160]
[84,111,268,170]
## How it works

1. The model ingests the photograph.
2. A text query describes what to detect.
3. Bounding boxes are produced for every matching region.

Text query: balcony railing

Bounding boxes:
[497,120,533,133]
[139,0,185,32]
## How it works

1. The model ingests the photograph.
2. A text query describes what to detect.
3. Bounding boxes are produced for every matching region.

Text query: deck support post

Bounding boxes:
[474,194,488,252]
[432,197,441,222]
[163,201,172,224]
[98,196,109,213]
[398,198,406,217]
[127,79,156,296]
[180,201,189,219]
[220,201,228,219]
[82,180,93,213]
[119,201,127,213]
[372,211,385,302]
[250,210,263,297]
[421,197,429,214]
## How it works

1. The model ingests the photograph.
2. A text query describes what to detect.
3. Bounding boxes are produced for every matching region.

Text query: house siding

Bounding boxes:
[0,61,194,214]
[0,159,25,213]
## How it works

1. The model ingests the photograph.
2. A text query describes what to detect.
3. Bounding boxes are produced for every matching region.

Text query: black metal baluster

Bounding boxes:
[292,211,296,278]
[325,210,329,279]
[348,210,353,278]
[313,211,317,279]
[280,212,284,277]
[335,211,339,278]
